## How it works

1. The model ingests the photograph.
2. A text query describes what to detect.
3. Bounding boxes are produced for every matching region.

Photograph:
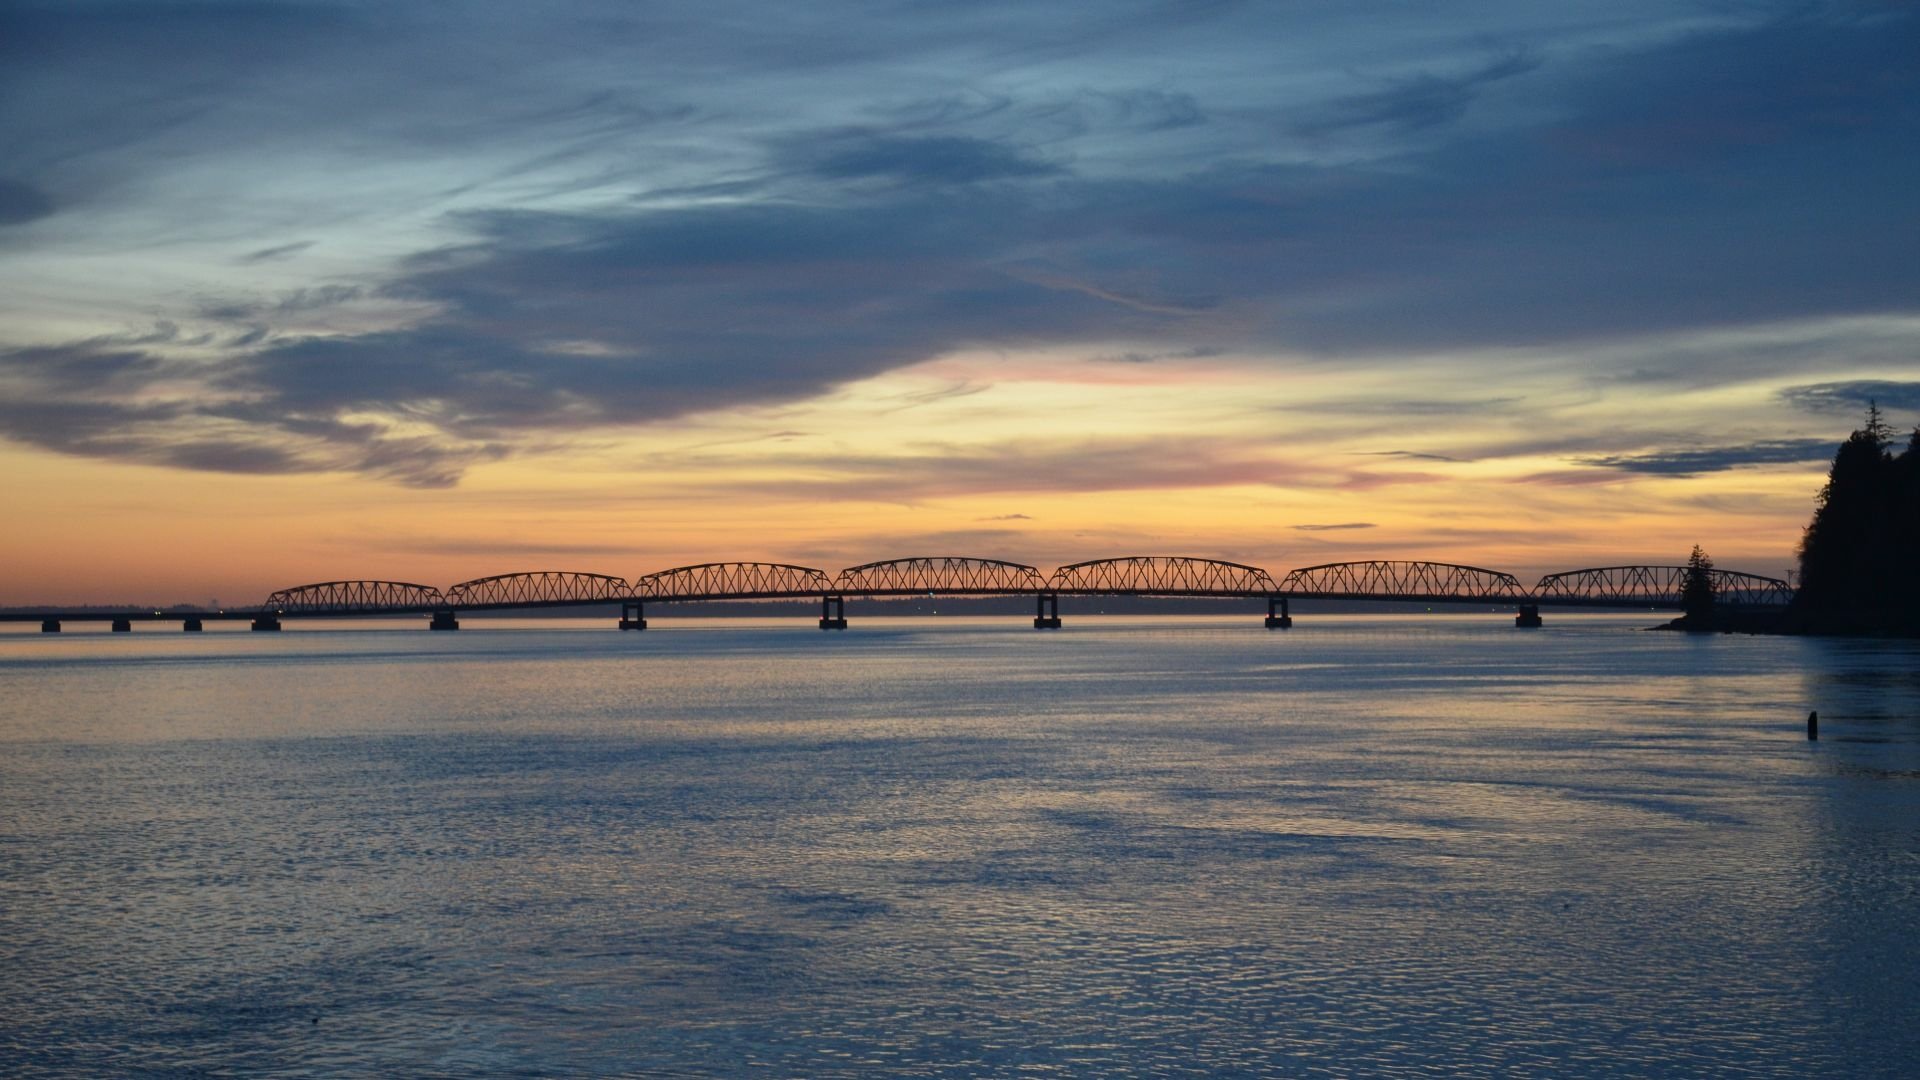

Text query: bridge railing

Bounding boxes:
[1533,566,1794,608]
[635,562,835,601]
[1278,561,1526,602]
[264,580,447,614]
[1710,570,1796,607]
[835,556,1047,596]
[1050,556,1278,596]
[445,571,630,608]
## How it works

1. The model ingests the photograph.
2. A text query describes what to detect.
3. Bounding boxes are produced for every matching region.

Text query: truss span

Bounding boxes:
[1050,556,1278,597]
[1534,566,1793,608]
[265,580,445,614]
[445,571,629,608]
[1280,561,1525,602]
[635,562,834,602]
[836,556,1047,596]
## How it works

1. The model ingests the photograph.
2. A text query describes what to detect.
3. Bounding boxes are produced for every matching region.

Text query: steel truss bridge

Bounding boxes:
[12,556,1793,633]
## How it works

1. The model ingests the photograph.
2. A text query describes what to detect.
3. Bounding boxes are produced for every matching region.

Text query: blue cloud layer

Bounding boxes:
[0,1,1915,483]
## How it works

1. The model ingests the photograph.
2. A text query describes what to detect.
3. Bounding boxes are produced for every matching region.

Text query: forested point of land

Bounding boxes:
[1787,406,1920,636]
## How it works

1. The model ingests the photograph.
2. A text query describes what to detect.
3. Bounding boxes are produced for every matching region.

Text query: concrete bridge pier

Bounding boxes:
[429,609,460,631]
[820,594,847,630]
[251,616,282,632]
[1034,593,1061,629]
[111,618,132,633]
[1515,603,1543,628]
[40,619,59,633]
[183,617,203,632]
[1265,595,1292,629]
[619,600,646,630]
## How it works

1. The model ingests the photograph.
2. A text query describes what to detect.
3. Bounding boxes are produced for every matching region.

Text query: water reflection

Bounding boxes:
[1,617,1916,1076]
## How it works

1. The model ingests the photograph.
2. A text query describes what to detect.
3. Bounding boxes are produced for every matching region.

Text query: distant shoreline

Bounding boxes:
[1653,609,1920,638]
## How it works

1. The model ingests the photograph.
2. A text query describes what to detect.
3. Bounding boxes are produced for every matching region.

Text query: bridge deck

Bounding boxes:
[6,558,1794,622]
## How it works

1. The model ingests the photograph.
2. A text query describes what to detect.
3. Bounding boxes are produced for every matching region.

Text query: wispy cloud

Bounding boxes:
[652,436,1351,503]
[1279,398,1522,417]
[879,380,993,413]
[0,341,508,487]
[238,240,315,263]
[1089,346,1224,364]
[363,538,641,561]
[0,178,55,226]
[1293,50,1540,136]
[782,131,1062,187]
[1777,380,1920,414]
[1358,450,1466,463]
[1291,522,1376,532]
[1577,439,1836,477]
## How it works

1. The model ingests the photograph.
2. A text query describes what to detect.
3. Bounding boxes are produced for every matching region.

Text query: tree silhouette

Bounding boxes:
[1681,544,1716,624]
[1794,402,1920,633]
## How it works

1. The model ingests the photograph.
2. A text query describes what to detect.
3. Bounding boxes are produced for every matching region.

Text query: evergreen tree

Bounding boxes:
[1865,401,1893,444]
[1895,426,1920,619]
[1795,402,1919,632]
[1681,545,1716,623]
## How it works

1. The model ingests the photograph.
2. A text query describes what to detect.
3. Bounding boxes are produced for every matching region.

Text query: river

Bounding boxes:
[2,614,1916,1076]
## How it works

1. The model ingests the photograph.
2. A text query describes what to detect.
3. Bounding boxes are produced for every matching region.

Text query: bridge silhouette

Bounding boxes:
[11,556,1793,632]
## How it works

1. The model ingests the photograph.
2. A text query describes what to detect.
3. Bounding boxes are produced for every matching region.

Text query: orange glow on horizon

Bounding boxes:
[1,345,1832,605]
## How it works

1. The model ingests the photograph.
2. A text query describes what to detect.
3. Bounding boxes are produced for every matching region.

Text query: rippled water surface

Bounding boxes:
[3,614,1918,1077]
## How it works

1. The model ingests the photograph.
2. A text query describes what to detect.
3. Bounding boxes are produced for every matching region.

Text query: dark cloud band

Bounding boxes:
[1577,439,1838,477]
[1778,380,1920,414]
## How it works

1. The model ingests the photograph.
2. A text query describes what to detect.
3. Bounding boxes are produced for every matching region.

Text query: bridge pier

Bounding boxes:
[1515,603,1542,628]
[820,594,847,630]
[619,600,646,630]
[111,618,132,633]
[251,616,282,632]
[429,609,460,631]
[183,617,203,632]
[1265,595,1292,629]
[40,619,59,633]
[1034,593,1061,629]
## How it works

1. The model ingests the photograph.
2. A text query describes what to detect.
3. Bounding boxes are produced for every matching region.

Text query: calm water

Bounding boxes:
[2,614,1917,1077]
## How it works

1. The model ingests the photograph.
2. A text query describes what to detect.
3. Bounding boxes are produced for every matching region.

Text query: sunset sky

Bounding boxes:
[3,0,1917,605]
